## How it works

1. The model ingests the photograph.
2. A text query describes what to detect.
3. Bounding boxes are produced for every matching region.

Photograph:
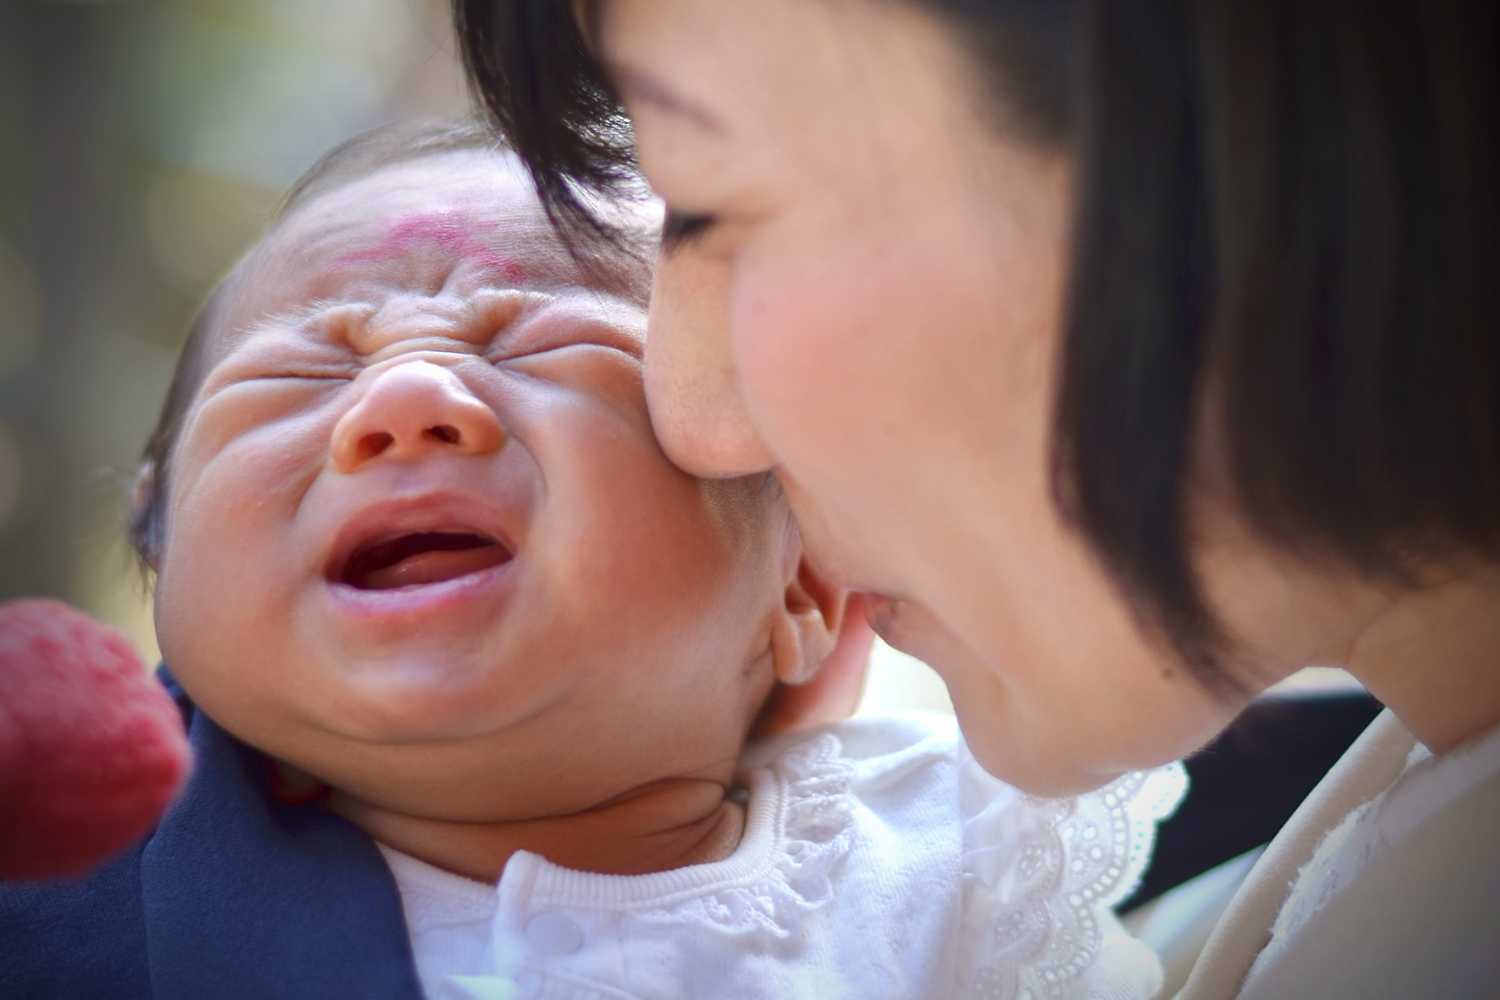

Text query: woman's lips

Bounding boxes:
[338,530,512,590]
[862,593,903,639]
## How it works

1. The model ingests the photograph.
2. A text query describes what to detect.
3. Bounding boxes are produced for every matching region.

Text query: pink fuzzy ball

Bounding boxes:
[0,599,191,880]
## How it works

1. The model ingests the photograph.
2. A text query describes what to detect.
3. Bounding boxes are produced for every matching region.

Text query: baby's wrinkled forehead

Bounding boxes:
[328,210,531,285]
[131,138,662,574]
[215,151,653,359]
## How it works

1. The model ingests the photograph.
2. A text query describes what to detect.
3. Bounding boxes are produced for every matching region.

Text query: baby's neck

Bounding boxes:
[328,778,746,884]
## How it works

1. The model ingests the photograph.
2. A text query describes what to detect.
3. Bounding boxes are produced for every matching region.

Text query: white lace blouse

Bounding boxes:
[377,713,1185,1000]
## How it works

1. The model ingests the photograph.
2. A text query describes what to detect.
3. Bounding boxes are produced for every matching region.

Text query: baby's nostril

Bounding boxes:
[359,432,395,463]
[426,425,461,445]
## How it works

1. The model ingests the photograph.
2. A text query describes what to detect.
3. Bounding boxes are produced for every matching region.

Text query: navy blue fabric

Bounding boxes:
[0,849,153,1000]
[1,670,424,1000]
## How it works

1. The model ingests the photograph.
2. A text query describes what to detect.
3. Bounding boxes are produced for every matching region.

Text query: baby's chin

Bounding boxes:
[284,717,739,830]
[294,651,559,746]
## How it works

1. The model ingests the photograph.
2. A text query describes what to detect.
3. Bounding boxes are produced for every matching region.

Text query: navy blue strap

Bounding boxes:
[140,699,423,1000]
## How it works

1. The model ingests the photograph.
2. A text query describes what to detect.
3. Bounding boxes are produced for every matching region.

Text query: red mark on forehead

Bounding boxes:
[333,211,527,284]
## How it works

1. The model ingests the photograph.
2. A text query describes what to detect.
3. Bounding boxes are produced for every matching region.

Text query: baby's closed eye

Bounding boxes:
[204,323,362,391]
[485,295,645,365]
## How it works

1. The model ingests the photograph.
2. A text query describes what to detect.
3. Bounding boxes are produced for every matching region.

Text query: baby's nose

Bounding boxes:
[330,362,505,473]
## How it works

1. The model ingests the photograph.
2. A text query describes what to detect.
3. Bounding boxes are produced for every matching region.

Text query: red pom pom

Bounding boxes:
[0,599,191,880]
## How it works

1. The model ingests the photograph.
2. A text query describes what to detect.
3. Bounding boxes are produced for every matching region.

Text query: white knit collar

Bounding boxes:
[380,732,856,939]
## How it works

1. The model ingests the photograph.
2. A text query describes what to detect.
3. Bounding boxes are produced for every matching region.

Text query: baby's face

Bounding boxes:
[154,151,794,820]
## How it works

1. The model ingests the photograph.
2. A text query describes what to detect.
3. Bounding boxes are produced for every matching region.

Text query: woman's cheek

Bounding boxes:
[728,249,857,445]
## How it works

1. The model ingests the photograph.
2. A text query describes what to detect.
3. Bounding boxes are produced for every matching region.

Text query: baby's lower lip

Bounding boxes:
[323,557,514,622]
[337,530,512,591]
[357,547,507,589]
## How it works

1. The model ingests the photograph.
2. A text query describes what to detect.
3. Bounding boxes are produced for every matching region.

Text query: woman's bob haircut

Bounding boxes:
[453,0,1499,683]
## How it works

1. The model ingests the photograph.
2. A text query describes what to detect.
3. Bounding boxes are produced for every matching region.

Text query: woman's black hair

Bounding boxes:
[454,0,1500,682]
[452,0,638,248]
[1060,0,1500,675]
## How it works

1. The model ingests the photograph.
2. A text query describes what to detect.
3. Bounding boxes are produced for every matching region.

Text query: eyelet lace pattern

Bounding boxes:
[635,733,855,940]
[959,750,1187,1000]
[632,724,1183,998]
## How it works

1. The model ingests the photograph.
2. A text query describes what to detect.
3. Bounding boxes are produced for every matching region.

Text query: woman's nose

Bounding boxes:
[330,361,505,473]
[645,247,776,477]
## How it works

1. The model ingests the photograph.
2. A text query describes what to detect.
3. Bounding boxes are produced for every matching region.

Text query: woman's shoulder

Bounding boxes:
[1238,761,1500,1000]
[1239,718,1500,998]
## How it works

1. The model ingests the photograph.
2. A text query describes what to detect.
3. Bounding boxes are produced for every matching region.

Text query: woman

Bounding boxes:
[453,1,1499,996]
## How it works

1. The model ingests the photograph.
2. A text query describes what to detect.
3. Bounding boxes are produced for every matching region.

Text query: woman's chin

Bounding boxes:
[956,715,1108,796]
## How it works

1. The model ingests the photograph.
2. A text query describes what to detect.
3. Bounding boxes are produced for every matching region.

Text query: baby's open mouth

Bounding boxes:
[338,531,512,591]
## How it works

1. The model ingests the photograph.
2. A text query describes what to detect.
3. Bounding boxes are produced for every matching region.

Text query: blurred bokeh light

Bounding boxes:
[0,0,469,662]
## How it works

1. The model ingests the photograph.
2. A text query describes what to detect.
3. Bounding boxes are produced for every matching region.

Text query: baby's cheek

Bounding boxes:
[154,471,310,725]
[153,548,302,758]
[702,476,791,590]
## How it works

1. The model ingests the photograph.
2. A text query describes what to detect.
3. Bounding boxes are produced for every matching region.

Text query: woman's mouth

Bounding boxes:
[337,531,512,590]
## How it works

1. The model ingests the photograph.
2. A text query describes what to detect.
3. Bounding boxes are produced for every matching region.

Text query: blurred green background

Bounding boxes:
[0,0,469,662]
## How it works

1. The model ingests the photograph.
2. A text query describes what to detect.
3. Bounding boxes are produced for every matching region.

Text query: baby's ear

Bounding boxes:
[769,555,851,686]
[129,462,154,516]
[758,584,875,737]
[128,462,160,572]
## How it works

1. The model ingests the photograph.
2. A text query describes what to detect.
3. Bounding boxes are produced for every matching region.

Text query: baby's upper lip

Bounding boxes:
[324,492,519,586]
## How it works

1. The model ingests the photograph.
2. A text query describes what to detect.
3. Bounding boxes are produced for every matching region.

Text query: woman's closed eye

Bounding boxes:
[661,207,716,251]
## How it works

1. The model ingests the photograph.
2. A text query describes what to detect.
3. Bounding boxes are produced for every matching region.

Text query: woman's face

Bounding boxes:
[596,0,1391,793]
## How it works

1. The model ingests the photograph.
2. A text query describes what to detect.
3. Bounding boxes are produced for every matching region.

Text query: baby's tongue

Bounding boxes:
[362,546,507,590]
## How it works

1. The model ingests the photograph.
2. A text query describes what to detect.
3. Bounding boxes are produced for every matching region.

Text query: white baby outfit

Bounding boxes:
[378,713,1185,1000]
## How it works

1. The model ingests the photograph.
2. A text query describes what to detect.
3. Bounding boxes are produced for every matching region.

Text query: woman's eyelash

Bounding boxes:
[661,208,716,250]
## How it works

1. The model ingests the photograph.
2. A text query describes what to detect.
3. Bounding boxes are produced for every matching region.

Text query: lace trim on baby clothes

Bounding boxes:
[634,733,855,940]
[958,748,1187,1000]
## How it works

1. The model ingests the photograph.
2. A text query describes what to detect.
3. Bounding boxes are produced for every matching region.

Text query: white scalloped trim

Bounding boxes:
[633,733,855,939]
[958,750,1187,1000]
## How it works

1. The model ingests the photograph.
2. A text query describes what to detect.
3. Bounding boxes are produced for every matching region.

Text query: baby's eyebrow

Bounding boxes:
[331,211,528,286]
